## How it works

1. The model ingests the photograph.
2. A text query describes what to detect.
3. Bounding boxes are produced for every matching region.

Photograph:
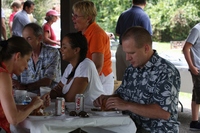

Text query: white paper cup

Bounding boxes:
[14,90,27,104]
[27,92,38,98]
[40,87,51,97]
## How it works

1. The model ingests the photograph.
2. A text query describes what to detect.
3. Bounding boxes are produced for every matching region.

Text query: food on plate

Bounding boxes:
[30,108,44,116]
[30,108,50,116]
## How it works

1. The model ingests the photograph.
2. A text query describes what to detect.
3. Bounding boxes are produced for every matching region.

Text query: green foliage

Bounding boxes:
[93,0,200,42]
[93,0,132,34]
[147,0,200,41]
[31,0,53,26]
[2,0,200,42]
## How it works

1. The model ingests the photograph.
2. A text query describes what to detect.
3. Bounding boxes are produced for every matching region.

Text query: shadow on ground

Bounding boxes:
[178,107,198,133]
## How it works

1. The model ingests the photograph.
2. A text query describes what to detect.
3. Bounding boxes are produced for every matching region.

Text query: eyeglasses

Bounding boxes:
[72,13,84,19]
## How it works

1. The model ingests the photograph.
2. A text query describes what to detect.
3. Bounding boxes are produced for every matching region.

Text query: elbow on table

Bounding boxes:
[8,118,20,126]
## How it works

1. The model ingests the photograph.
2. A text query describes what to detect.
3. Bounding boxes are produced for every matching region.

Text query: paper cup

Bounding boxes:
[14,90,27,104]
[27,92,38,98]
[40,87,51,97]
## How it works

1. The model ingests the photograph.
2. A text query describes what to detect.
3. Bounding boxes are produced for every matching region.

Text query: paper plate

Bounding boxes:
[28,113,53,119]
[91,110,121,116]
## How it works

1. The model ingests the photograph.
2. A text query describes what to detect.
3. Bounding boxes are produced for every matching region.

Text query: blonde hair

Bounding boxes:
[72,1,97,24]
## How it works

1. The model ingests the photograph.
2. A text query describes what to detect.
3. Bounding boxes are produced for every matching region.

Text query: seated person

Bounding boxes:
[50,32,105,106]
[93,27,181,133]
[12,23,61,95]
[0,36,46,133]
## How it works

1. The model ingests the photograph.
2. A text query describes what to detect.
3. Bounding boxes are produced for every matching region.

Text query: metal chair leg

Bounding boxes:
[179,101,183,112]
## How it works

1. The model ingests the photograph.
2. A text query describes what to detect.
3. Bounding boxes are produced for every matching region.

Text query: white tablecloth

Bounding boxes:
[11,103,136,133]
[159,52,193,94]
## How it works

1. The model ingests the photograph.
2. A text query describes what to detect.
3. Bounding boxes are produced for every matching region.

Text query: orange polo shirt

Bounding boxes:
[84,22,112,76]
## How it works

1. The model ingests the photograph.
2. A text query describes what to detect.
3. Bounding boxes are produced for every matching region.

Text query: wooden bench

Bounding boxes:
[170,41,185,49]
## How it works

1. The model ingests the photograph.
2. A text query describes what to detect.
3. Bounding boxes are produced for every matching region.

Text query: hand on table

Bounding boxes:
[93,94,109,107]
[106,97,128,111]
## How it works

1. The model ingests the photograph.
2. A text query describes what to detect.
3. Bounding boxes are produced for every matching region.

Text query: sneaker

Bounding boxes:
[190,121,200,131]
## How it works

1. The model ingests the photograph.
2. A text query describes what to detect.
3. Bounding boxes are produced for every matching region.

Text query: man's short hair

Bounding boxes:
[23,1,35,10]
[23,23,43,37]
[133,0,146,5]
[122,26,152,48]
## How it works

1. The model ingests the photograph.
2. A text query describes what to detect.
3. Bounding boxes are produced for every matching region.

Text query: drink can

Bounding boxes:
[75,94,84,112]
[55,97,65,115]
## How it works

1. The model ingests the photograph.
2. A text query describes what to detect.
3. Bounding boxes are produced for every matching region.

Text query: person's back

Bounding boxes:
[0,66,11,133]
[115,0,152,80]
[12,1,35,36]
[9,1,21,36]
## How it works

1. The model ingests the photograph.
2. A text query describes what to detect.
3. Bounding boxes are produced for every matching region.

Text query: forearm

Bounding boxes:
[1,19,7,40]
[50,82,63,99]
[43,37,59,45]
[16,104,35,120]
[92,53,104,74]
[126,102,170,120]
[1,27,7,40]
[26,78,52,91]
[183,50,194,68]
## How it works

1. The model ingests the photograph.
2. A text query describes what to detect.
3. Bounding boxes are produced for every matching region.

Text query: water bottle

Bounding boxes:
[23,96,32,105]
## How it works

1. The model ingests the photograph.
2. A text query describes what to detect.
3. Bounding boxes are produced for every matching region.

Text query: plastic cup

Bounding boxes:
[14,90,27,104]
[40,87,51,97]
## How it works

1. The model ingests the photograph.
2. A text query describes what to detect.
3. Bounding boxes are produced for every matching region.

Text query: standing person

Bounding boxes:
[183,23,200,130]
[1,8,7,40]
[9,1,21,36]
[12,23,61,95]
[94,27,180,133]
[0,36,43,133]
[72,1,114,95]
[12,0,35,37]
[115,0,152,80]
[42,10,60,46]
[50,32,105,106]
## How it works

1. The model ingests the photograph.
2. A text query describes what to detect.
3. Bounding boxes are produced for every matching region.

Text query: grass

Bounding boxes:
[154,42,182,54]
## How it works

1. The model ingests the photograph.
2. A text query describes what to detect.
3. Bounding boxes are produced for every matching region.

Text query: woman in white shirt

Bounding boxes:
[50,32,105,106]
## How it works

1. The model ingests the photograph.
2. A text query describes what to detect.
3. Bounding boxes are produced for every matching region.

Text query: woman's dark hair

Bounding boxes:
[62,32,88,79]
[0,36,32,64]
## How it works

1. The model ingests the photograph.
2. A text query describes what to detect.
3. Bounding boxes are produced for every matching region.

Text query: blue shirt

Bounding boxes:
[116,51,180,133]
[116,6,152,44]
[13,44,61,93]
[12,10,30,36]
